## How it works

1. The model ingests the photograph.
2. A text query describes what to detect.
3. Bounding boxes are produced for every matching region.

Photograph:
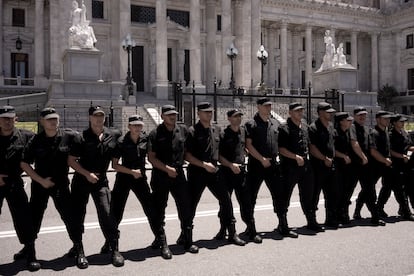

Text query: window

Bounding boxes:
[301,70,306,89]
[372,0,380,8]
[11,53,28,78]
[184,50,190,86]
[402,106,408,114]
[167,9,190,28]
[408,68,414,90]
[302,37,306,51]
[92,0,104,19]
[131,5,156,23]
[345,42,351,55]
[12,8,25,27]
[407,34,414,49]
[217,15,222,32]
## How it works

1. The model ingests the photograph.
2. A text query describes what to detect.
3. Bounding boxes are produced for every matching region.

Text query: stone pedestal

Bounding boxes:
[313,67,357,94]
[63,49,102,81]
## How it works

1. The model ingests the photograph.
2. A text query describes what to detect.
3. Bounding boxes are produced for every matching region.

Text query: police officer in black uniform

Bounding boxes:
[309,102,338,229]
[374,112,414,220]
[147,105,197,256]
[277,102,318,236]
[185,102,245,247]
[380,114,414,220]
[333,112,354,224]
[107,115,163,256]
[20,108,79,263]
[68,106,124,268]
[0,106,40,272]
[215,109,251,244]
[244,97,280,241]
[350,107,385,225]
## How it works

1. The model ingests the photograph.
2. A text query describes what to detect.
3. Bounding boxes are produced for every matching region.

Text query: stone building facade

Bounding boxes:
[0,0,414,111]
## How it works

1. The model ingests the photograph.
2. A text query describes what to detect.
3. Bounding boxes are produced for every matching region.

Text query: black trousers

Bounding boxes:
[406,167,414,209]
[0,177,35,245]
[377,165,410,213]
[111,173,157,235]
[353,163,380,218]
[311,163,339,222]
[245,161,280,216]
[30,178,76,241]
[150,168,193,231]
[70,173,118,243]
[337,163,357,214]
[187,165,234,226]
[217,166,253,225]
[277,162,314,217]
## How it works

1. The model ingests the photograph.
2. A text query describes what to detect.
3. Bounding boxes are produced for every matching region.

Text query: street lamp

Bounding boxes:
[256,45,268,87]
[226,42,238,93]
[122,34,136,96]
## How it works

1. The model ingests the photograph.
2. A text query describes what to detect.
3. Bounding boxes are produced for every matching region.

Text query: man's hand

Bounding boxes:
[86,173,99,184]
[131,169,142,179]
[261,158,271,168]
[203,162,217,173]
[41,177,55,189]
[0,174,8,187]
[295,155,304,167]
[230,163,242,174]
[166,166,178,178]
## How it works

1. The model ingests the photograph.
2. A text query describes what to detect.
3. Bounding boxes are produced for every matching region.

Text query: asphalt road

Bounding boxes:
[1,172,414,276]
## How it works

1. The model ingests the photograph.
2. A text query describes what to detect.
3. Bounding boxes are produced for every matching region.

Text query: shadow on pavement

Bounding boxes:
[0,260,27,276]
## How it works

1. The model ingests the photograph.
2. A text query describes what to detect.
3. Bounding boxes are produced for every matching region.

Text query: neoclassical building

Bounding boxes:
[1,0,414,111]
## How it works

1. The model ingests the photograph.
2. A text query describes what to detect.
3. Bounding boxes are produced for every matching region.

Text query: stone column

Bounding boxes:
[268,29,276,89]
[280,21,288,89]
[291,30,299,88]
[234,0,243,89]
[221,0,232,89]
[251,0,261,88]
[305,25,313,88]
[0,0,3,80]
[35,0,45,85]
[154,0,169,98]
[371,32,379,92]
[351,31,358,68]
[206,0,216,92]
[394,31,402,92]
[190,0,203,87]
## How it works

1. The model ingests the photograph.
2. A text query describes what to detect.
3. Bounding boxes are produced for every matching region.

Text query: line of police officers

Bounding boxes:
[1,98,414,272]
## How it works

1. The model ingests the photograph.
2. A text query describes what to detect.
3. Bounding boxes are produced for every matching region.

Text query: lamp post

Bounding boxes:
[226,42,238,93]
[256,45,268,87]
[122,34,136,97]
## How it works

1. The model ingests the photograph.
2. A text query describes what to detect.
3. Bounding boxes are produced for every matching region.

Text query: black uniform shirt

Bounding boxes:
[148,123,188,167]
[113,131,147,174]
[369,125,390,164]
[245,113,279,161]
[309,118,336,163]
[349,122,370,163]
[22,128,77,179]
[334,127,352,167]
[186,121,220,163]
[219,125,245,165]
[389,128,412,168]
[70,127,121,174]
[0,128,34,178]
[278,118,309,166]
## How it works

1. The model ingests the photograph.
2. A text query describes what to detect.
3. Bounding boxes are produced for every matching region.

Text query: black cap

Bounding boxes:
[353,106,368,115]
[375,110,392,118]
[161,105,179,115]
[289,102,304,111]
[227,109,243,117]
[89,105,105,116]
[317,102,336,113]
[197,102,214,112]
[257,97,272,105]
[391,114,408,123]
[40,107,59,119]
[0,105,16,118]
[128,114,144,125]
[335,112,353,122]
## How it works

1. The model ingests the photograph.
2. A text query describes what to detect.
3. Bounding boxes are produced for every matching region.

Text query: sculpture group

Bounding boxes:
[69,0,97,50]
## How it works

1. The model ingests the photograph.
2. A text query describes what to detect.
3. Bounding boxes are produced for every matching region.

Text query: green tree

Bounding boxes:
[378,84,398,110]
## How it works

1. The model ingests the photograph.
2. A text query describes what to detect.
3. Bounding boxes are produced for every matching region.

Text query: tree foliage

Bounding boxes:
[378,84,398,110]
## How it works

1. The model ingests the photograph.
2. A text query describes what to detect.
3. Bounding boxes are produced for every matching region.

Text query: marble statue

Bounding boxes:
[69,0,97,49]
[336,43,347,66]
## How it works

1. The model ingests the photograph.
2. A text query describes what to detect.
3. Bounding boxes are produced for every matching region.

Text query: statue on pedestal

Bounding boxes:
[68,0,97,50]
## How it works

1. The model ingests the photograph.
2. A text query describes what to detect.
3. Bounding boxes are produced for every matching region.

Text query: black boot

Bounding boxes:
[25,243,41,272]
[353,200,363,220]
[67,244,77,258]
[339,207,350,225]
[100,240,111,254]
[377,205,389,219]
[246,220,262,243]
[325,210,339,229]
[306,211,324,232]
[277,214,298,238]
[399,204,414,221]
[183,226,199,254]
[227,223,246,246]
[159,232,172,260]
[74,242,88,269]
[110,240,124,267]
[176,230,184,245]
[14,245,28,260]
[214,224,227,240]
